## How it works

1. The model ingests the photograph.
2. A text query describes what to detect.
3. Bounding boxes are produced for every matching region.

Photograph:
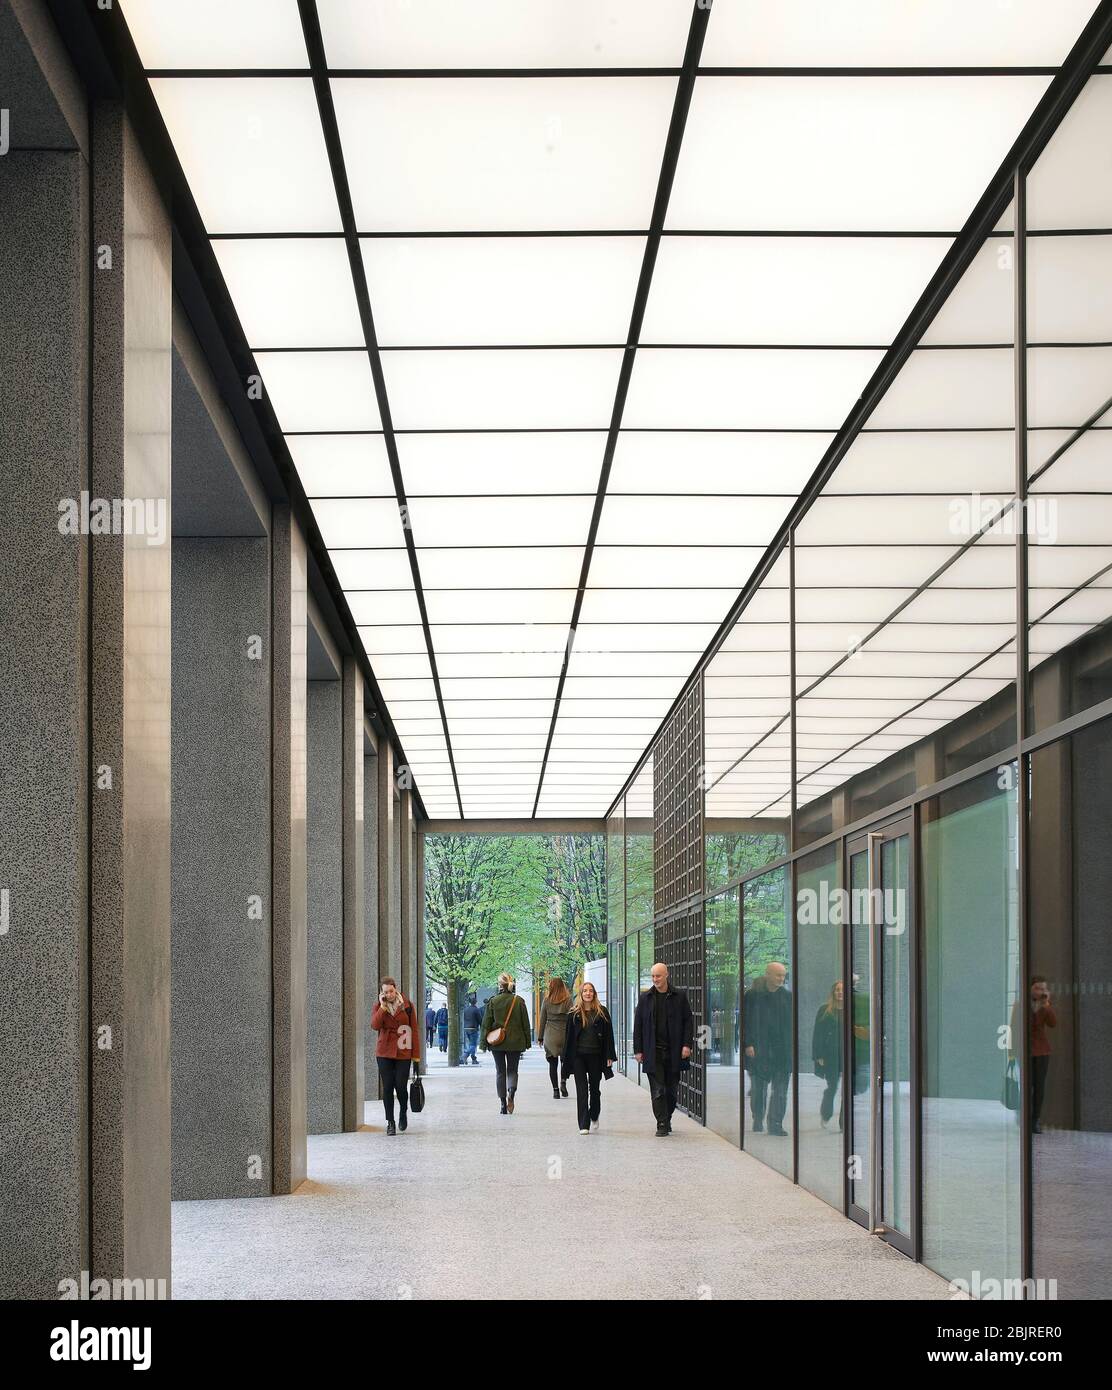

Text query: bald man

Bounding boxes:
[633,962,694,1137]
[744,962,792,1137]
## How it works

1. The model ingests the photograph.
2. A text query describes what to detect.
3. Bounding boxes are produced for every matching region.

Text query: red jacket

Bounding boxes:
[371,997,420,1060]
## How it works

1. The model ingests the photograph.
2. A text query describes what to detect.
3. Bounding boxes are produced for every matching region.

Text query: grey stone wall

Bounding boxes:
[307,680,344,1134]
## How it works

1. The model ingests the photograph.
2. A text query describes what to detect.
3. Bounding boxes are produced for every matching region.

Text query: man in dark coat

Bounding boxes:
[435,1003,449,1053]
[744,962,792,1136]
[461,994,483,1066]
[633,961,694,1137]
[424,1003,437,1051]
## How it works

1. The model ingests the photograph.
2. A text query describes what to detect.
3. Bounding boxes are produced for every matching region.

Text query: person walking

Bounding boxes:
[424,1002,437,1051]
[435,1002,449,1053]
[370,976,420,1137]
[1009,974,1058,1134]
[479,973,531,1115]
[562,981,616,1135]
[462,994,483,1066]
[811,980,844,1130]
[633,961,694,1137]
[744,962,792,1137]
[537,976,573,1098]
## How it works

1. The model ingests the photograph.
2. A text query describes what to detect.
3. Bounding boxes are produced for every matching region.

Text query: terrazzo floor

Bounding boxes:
[171,1049,952,1300]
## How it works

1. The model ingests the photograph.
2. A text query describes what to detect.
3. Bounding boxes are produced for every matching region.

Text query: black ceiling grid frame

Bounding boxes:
[45,0,430,820]
[530,0,712,820]
[604,0,1112,822]
[296,0,463,819]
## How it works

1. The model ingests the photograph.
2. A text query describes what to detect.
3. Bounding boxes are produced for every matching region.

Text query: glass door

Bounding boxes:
[845,816,916,1258]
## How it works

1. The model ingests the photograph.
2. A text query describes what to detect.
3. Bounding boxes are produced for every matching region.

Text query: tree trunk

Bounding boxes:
[447,978,461,1067]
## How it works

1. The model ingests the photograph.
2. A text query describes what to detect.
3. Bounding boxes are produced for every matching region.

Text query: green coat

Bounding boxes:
[479,989,532,1052]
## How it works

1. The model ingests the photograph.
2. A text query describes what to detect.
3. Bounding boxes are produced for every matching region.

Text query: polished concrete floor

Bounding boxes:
[171,1049,952,1300]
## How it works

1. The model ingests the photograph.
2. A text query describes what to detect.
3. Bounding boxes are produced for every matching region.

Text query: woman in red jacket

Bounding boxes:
[370,977,420,1136]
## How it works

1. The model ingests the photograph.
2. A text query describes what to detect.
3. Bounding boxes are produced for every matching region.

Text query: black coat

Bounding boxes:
[632,984,694,1078]
[744,980,792,1074]
[562,1006,616,1074]
[811,1004,843,1079]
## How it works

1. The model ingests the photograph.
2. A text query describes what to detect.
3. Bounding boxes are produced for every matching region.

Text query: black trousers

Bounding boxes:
[750,1067,790,1130]
[1031,1053,1050,1126]
[493,1050,521,1101]
[648,1050,679,1128]
[547,1055,561,1090]
[819,1061,842,1122]
[425,1026,435,1048]
[573,1055,603,1128]
[377,1057,411,1124]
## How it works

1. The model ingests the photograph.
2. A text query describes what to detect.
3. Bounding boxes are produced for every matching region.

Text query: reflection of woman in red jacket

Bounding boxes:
[1009,975,1057,1135]
[371,977,420,1137]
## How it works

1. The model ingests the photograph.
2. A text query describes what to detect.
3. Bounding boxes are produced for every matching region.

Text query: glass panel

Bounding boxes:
[1030,716,1112,1299]
[794,225,1017,850]
[796,842,844,1210]
[706,891,741,1145]
[742,865,793,1177]
[880,834,912,1240]
[606,802,625,941]
[624,932,638,1079]
[1026,74,1112,735]
[849,848,871,1215]
[626,757,654,929]
[922,765,1021,1290]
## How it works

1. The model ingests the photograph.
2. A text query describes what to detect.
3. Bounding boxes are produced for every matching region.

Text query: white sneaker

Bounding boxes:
[579,1127,590,1135]
[590,1120,599,1133]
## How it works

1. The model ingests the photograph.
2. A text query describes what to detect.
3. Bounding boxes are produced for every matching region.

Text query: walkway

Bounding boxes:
[172,1050,951,1300]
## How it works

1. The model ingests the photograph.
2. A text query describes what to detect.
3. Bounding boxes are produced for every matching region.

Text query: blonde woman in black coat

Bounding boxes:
[561,982,616,1135]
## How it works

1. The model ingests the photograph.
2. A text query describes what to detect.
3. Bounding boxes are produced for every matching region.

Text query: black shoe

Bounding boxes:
[386,1120,397,1136]
[768,1125,788,1137]
[399,1112,407,1133]
[560,1082,568,1097]
[655,1125,669,1137]
[752,1120,764,1133]
[471,1057,478,1065]
[553,1087,561,1099]
[500,1102,508,1115]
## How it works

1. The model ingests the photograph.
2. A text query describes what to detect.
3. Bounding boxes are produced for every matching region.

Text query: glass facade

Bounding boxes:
[604,59,1112,1298]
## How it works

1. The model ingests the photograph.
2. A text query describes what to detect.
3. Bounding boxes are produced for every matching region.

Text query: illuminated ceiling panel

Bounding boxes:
[121,0,1099,817]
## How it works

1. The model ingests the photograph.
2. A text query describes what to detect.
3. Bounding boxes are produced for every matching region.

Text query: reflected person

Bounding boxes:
[811,980,844,1131]
[744,962,792,1137]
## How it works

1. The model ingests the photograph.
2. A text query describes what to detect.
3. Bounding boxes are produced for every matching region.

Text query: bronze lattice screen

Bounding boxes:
[651,681,706,1120]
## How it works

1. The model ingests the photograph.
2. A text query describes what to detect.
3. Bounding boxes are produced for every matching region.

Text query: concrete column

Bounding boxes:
[377,742,397,981]
[399,790,415,1000]
[307,677,343,1135]
[0,29,89,1298]
[87,100,173,1291]
[363,725,379,1102]
[170,538,271,1197]
[341,659,365,1131]
[271,505,308,1193]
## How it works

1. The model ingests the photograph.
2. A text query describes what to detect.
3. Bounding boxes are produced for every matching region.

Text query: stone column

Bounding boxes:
[271,504,308,1193]
[342,658,365,1131]
[0,20,89,1298]
[88,100,173,1290]
[363,724,380,1103]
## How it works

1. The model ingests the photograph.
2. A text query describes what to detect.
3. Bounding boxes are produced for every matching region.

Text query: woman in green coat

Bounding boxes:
[480,973,532,1115]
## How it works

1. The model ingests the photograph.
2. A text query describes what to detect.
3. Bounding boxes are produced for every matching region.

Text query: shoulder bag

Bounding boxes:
[487,993,519,1047]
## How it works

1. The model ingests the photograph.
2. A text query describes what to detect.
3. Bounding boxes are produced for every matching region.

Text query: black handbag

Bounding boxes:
[409,1070,426,1114]
[1002,1058,1019,1111]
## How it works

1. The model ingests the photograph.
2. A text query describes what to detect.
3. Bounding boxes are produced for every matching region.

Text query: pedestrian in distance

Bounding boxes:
[562,981,616,1134]
[479,972,531,1115]
[537,976,573,1098]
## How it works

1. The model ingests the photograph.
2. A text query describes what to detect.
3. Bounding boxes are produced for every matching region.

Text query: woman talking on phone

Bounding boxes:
[370,976,420,1136]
